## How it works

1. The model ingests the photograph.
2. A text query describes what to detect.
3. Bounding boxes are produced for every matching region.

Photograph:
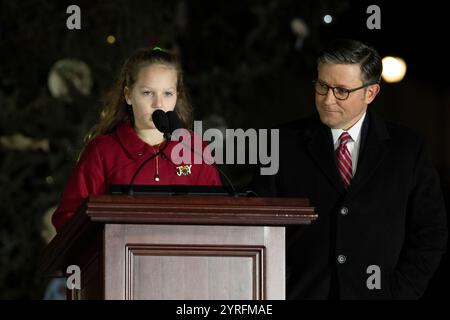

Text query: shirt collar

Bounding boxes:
[115,121,181,160]
[115,120,150,159]
[331,111,367,145]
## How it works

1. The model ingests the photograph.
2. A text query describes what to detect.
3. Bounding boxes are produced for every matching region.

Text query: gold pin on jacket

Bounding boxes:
[176,165,192,176]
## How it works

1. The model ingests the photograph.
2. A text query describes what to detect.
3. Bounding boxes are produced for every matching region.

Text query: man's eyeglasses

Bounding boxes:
[313,80,377,100]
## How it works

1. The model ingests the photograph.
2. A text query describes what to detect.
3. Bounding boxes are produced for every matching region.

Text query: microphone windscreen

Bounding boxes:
[166,111,184,132]
[151,110,170,134]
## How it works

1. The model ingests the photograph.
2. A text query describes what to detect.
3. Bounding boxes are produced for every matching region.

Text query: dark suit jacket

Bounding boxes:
[251,110,447,299]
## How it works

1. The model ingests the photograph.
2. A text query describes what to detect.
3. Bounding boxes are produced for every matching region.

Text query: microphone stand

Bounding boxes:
[128,134,171,196]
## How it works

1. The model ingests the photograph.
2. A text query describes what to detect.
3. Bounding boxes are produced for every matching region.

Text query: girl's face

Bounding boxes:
[125,63,178,130]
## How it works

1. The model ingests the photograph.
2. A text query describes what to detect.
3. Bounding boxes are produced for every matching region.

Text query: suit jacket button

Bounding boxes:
[340,207,348,215]
[337,254,346,264]
[137,152,143,157]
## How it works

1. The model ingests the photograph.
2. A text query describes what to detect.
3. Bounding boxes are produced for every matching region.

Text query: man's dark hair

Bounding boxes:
[317,39,382,84]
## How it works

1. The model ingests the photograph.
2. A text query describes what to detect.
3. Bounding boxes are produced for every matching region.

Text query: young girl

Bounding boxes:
[52,47,221,232]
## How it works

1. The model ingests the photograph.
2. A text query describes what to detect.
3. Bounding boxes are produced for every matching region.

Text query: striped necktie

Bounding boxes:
[337,132,353,189]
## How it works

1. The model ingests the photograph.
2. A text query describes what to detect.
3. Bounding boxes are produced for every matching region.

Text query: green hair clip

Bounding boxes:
[152,46,164,51]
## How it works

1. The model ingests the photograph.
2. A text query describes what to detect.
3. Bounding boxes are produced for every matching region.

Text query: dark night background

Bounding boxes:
[0,0,448,299]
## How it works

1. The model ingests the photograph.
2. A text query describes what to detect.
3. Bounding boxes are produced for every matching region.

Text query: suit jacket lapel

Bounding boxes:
[305,120,346,194]
[346,110,390,200]
[302,111,390,197]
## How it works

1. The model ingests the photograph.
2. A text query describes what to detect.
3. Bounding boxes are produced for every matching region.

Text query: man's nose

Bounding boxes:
[324,88,336,104]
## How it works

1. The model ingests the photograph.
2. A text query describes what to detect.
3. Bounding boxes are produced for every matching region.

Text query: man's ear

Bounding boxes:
[365,83,380,104]
[124,86,131,105]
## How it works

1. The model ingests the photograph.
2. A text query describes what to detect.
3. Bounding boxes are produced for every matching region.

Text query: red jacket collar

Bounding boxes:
[115,121,151,159]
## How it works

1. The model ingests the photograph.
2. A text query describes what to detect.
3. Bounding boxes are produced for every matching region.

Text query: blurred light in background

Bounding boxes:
[0,133,49,152]
[290,18,309,50]
[46,176,54,185]
[42,206,57,243]
[382,56,407,83]
[106,35,116,44]
[323,15,333,24]
[48,59,92,102]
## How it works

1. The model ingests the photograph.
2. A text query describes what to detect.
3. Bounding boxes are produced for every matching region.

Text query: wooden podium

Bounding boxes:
[40,195,316,300]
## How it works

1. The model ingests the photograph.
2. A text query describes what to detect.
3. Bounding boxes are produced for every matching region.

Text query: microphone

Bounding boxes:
[152,109,171,139]
[166,111,184,133]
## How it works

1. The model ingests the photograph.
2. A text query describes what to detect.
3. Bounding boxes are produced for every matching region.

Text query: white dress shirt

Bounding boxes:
[331,112,366,175]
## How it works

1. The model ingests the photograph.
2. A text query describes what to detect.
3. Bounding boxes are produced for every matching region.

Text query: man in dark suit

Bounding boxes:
[251,39,447,299]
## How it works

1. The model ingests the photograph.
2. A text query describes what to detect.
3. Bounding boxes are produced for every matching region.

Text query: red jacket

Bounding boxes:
[52,121,221,232]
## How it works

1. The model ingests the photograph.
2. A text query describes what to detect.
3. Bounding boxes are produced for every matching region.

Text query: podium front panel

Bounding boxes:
[104,224,285,300]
